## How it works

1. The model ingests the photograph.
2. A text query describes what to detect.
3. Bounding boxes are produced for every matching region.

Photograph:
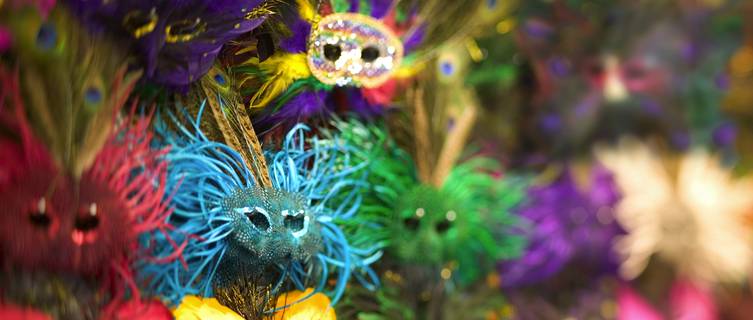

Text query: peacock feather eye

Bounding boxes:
[84,87,102,106]
[122,8,158,39]
[36,23,57,50]
[213,73,226,85]
[307,13,403,88]
[165,18,207,43]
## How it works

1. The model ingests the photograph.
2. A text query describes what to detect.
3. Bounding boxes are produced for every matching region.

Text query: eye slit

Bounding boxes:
[435,220,452,233]
[29,198,51,228]
[74,215,99,232]
[323,44,342,61]
[284,215,305,232]
[361,46,380,62]
[73,203,99,232]
[245,207,271,231]
[403,217,420,230]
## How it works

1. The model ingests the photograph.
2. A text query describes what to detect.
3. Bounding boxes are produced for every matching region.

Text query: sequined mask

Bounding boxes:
[307,13,403,88]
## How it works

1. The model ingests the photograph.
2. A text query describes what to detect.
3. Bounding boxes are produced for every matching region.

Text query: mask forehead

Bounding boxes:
[307,13,403,88]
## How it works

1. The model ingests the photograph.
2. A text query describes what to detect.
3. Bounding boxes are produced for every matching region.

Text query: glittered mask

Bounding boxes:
[307,13,403,88]
[223,187,321,264]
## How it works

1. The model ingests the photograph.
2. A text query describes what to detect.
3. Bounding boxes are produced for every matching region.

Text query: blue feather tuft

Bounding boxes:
[142,101,381,308]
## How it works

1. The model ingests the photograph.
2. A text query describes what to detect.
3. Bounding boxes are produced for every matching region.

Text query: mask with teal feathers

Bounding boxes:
[142,67,381,318]
[228,0,496,134]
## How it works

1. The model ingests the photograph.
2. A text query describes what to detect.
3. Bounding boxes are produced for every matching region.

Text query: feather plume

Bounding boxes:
[1,5,141,178]
[0,63,182,315]
[143,102,380,313]
[65,0,272,89]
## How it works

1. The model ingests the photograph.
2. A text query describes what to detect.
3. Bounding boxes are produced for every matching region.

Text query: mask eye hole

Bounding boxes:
[74,203,99,232]
[361,46,380,62]
[234,207,272,232]
[435,220,451,234]
[323,44,342,61]
[282,210,309,238]
[403,217,420,230]
[247,208,271,231]
[284,215,305,232]
[29,198,51,228]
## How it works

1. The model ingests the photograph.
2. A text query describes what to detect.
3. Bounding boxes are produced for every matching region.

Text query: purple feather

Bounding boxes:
[348,0,360,13]
[402,24,425,54]
[253,90,332,134]
[64,0,267,89]
[498,165,622,288]
[369,0,392,19]
[279,17,311,53]
[342,88,385,118]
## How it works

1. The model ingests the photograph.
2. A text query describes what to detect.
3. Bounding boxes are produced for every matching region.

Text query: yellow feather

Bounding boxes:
[393,60,427,79]
[296,0,318,23]
[172,295,245,320]
[248,52,311,108]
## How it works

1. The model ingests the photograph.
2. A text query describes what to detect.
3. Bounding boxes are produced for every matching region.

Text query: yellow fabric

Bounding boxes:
[272,288,336,320]
[248,53,311,108]
[172,296,245,320]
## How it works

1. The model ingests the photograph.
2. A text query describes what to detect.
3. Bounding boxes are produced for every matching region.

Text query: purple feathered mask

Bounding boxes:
[498,164,623,288]
[65,0,268,89]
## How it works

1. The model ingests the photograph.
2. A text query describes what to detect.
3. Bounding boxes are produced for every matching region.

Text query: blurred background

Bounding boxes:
[475,0,753,319]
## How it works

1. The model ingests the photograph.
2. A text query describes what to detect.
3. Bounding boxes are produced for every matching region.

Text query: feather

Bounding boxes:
[193,65,272,188]
[0,62,181,315]
[144,101,380,313]
[242,53,312,109]
[332,118,525,286]
[498,165,623,288]
[65,0,273,89]
[1,5,141,178]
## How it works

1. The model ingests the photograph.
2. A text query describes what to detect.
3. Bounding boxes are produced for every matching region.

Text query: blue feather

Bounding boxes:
[141,101,381,308]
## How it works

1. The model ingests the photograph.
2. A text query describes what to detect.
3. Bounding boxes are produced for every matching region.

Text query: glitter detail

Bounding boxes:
[307,13,403,88]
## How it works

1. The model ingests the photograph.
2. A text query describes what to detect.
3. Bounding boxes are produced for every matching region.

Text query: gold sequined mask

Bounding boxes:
[307,13,403,88]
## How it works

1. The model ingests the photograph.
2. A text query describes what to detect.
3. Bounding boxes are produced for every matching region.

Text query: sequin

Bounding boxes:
[307,13,403,88]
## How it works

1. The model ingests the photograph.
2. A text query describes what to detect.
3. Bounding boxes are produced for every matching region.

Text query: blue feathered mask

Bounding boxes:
[141,97,381,317]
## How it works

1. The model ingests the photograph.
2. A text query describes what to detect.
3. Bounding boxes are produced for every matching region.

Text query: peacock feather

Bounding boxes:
[1,4,141,178]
